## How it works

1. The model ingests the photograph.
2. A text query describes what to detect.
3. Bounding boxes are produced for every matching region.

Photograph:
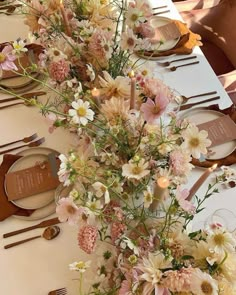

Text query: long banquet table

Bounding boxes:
[0,1,235,294]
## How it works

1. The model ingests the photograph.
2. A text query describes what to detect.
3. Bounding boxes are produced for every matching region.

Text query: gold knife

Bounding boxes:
[3,217,61,238]
[179,96,220,111]
[0,91,46,104]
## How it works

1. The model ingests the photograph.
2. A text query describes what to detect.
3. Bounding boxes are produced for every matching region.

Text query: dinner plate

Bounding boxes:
[149,16,180,52]
[137,16,180,60]
[11,147,60,220]
[0,72,40,89]
[5,153,57,210]
[181,107,236,160]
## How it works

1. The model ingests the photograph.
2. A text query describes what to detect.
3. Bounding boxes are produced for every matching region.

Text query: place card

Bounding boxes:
[197,115,236,147]
[5,159,60,201]
[155,22,182,41]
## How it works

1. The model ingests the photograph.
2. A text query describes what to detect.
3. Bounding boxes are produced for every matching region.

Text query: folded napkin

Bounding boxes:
[191,104,236,168]
[0,42,44,80]
[0,154,34,221]
[139,20,202,58]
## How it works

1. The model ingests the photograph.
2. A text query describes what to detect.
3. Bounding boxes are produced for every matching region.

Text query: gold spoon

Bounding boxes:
[169,61,200,71]
[4,226,60,249]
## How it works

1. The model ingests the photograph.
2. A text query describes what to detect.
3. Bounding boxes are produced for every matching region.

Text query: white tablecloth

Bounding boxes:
[0,1,235,294]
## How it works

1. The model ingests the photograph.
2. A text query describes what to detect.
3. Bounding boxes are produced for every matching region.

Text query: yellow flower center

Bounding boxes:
[152,104,160,114]
[189,137,200,147]
[77,106,87,117]
[76,261,86,269]
[90,202,97,211]
[131,14,138,22]
[0,53,6,63]
[128,254,137,264]
[213,233,225,246]
[14,44,22,50]
[132,166,142,175]
[141,70,148,76]
[67,205,76,214]
[201,281,213,294]
[145,193,152,202]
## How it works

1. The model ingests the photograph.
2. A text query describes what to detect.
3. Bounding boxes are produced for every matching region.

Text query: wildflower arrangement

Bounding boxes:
[1,0,236,294]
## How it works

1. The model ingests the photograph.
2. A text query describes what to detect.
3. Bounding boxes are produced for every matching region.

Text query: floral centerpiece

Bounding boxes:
[1,0,236,294]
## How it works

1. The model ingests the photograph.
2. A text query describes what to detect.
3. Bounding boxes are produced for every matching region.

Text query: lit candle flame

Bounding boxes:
[157,176,169,189]
[91,87,100,97]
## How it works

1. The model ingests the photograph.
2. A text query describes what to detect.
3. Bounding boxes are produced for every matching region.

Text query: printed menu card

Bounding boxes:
[5,159,60,201]
[197,115,236,147]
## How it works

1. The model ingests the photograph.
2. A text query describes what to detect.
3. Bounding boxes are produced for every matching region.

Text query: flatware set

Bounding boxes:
[4,225,60,249]
[179,96,220,111]
[180,91,217,104]
[0,133,38,148]
[158,56,197,67]
[3,217,61,238]
[0,137,45,155]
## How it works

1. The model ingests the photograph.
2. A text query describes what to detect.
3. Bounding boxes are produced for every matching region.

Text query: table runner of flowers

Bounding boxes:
[1,0,236,294]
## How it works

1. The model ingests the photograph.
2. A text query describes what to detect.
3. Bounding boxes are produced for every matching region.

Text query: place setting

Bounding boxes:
[1,0,236,294]
[0,144,61,222]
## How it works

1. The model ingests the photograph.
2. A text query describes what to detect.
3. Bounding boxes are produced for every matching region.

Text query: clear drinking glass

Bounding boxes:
[204,209,236,232]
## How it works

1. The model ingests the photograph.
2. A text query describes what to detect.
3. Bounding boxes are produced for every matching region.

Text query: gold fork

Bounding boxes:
[0,133,38,148]
[0,137,45,155]
[48,288,67,295]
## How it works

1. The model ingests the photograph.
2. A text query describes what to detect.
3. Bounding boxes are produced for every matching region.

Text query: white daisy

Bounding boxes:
[125,7,145,29]
[12,39,28,55]
[69,260,91,273]
[120,28,138,51]
[47,47,67,62]
[181,125,211,159]
[122,158,150,180]
[207,227,236,255]
[69,99,94,126]
[190,268,218,295]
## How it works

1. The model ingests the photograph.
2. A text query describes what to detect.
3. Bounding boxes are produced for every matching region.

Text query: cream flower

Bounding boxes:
[58,154,71,186]
[12,39,28,55]
[92,181,110,204]
[69,260,91,273]
[181,125,211,159]
[143,187,153,208]
[120,28,138,51]
[122,159,150,180]
[125,6,145,29]
[99,71,130,99]
[47,47,67,62]
[207,227,236,256]
[69,99,94,126]
[190,268,218,295]
[100,96,130,122]
[137,252,171,284]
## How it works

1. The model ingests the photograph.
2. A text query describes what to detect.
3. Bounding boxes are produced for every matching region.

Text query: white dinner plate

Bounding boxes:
[149,16,180,52]
[137,17,180,60]
[0,72,40,89]
[5,153,57,210]
[181,107,236,160]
